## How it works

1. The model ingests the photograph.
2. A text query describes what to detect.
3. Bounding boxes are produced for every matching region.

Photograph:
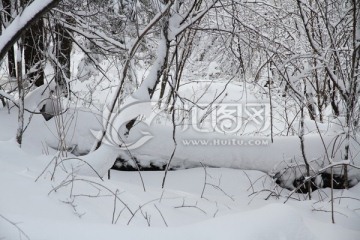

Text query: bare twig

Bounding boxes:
[0,214,31,240]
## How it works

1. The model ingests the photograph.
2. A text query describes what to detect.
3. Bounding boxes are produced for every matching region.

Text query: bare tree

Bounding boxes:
[296,0,360,188]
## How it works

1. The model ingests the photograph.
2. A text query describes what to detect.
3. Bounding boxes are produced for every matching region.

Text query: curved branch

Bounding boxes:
[0,0,61,61]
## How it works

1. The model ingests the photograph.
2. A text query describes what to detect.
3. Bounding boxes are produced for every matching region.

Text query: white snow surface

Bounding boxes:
[1,55,359,240]
[0,82,360,239]
[1,2,359,238]
[0,138,360,240]
[1,80,359,178]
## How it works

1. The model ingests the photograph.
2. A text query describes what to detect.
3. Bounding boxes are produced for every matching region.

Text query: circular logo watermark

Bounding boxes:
[92,100,270,150]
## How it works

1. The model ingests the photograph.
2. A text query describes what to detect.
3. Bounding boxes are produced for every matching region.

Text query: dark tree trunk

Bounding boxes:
[21,0,45,86]
[23,17,44,86]
[2,0,16,79]
[7,41,16,78]
[327,78,340,117]
[0,0,60,66]
[54,16,74,95]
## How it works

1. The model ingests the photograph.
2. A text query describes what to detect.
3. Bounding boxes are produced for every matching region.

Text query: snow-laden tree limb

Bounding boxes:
[92,1,175,151]
[0,0,61,61]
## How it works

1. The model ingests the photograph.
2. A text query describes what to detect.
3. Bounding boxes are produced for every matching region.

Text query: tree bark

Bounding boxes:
[16,40,24,146]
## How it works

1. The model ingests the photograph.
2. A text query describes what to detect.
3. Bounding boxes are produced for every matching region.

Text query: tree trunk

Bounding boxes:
[16,40,24,146]
[2,0,16,78]
[22,11,45,86]
[54,16,74,95]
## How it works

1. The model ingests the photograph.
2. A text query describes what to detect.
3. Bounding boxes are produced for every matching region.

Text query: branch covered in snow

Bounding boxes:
[0,0,60,61]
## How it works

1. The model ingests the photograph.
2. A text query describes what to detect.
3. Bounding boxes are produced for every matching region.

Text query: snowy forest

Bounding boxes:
[0,0,360,239]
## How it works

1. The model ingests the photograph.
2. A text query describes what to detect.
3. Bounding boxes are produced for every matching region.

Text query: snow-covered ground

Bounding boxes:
[1,44,359,240]
[0,1,359,238]
[0,99,360,239]
[0,137,360,240]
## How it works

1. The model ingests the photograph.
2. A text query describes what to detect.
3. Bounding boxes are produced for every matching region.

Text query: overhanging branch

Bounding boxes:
[0,0,61,61]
